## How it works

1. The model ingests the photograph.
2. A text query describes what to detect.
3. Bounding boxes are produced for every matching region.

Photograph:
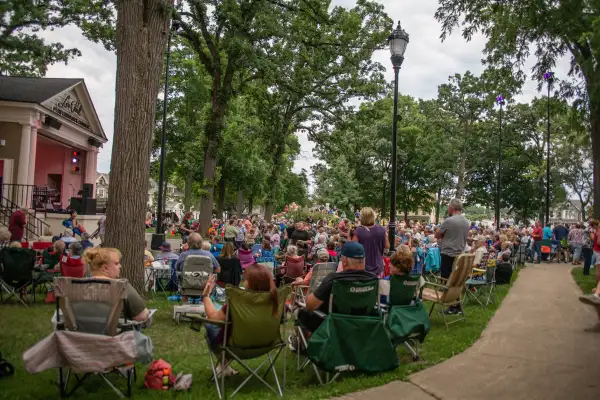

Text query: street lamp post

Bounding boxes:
[152,20,180,250]
[495,94,505,232]
[387,21,409,252]
[381,171,387,221]
[543,71,554,226]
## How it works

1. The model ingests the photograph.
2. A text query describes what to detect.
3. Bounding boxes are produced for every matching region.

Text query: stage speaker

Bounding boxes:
[82,183,93,198]
[44,115,62,130]
[69,197,96,215]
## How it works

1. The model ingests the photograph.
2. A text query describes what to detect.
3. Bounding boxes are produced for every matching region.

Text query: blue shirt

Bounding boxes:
[543,227,553,240]
[175,249,219,272]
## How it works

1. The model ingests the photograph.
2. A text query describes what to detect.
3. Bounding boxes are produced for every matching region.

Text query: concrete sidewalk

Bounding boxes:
[338,263,600,400]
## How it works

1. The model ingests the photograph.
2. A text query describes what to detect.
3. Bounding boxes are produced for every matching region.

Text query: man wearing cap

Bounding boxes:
[299,242,376,332]
[156,241,178,262]
[174,232,220,272]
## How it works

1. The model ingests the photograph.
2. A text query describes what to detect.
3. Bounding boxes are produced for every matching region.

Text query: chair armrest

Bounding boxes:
[424,281,448,291]
[187,315,230,326]
[473,268,486,273]
[313,310,327,319]
[296,300,306,308]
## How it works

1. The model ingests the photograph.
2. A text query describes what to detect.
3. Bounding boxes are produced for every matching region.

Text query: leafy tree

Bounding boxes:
[435,0,600,216]
[313,156,359,215]
[0,0,114,76]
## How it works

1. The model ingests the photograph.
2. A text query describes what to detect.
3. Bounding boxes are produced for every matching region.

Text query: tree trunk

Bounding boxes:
[248,196,253,216]
[184,169,193,211]
[264,203,274,222]
[216,177,226,217]
[105,0,170,294]
[435,187,441,224]
[591,108,600,218]
[456,152,466,199]
[236,189,244,215]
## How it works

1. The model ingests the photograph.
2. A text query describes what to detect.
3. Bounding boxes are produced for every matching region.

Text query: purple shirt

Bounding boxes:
[354,224,386,275]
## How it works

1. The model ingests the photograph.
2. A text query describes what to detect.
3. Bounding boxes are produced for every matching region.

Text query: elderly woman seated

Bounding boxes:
[61,229,77,245]
[61,242,85,278]
[85,247,149,322]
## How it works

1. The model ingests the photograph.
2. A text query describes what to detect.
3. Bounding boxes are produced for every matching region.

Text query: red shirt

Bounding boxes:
[8,210,26,241]
[533,226,543,241]
[594,229,600,252]
[61,255,85,278]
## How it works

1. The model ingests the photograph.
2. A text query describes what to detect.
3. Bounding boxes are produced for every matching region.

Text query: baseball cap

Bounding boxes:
[160,242,171,251]
[340,242,365,259]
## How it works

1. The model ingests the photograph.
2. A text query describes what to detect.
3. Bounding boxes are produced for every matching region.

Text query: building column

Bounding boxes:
[85,149,97,197]
[17,124,31,186]
[27,127,37,186]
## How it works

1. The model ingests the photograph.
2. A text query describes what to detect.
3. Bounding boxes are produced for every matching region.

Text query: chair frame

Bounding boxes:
[54,278,136,398]
[464,264,497,307]
[0,248,36,306]
[191,288,289,399]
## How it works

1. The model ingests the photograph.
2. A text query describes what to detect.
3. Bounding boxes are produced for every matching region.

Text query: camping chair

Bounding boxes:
[0,247,37,306]
[301,279,398,384]
[424,247,441,276]
[294,262,336,306]
[50,277,150,398]
[278,256,305,285]
[179,255,213,301]
[190,285,291,399]
[464,261,497,307]
[421,253,474,329]
[384,275,430,361]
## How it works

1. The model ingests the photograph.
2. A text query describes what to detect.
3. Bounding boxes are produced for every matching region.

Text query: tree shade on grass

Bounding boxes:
[0,272,518,399]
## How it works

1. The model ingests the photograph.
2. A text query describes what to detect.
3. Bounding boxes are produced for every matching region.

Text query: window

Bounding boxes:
[97,188,107,198]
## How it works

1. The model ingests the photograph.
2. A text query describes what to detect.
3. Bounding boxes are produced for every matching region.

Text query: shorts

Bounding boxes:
[594,252,600,265]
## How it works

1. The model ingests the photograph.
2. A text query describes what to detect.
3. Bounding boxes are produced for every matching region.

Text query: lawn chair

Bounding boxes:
[303,279,398,384]
[464,261,497,307]
[180,255,213,299]
[421,253,474,329]
[29,277,153,398]
[384,275,430,361]
[294,262,336,306]
[190,285,291,399]
[278,255,305,285]
[0,247,37,306]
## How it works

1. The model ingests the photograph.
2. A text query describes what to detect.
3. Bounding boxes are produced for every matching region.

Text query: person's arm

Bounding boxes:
[202,275,226,321]
[174,254,184,272]
[305,293,324,312]
[435,223,447,240]
[126,284,150,322]
[384,230,390,249]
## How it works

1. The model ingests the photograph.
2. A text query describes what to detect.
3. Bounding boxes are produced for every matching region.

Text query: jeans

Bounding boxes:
[583,247,593,276]
[534,241,542,262]
[571,244,582,263]
[205,323,221,353]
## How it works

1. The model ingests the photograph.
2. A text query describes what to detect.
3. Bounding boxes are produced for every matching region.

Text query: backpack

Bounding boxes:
[0,353,14,378]
[144,359,175,390]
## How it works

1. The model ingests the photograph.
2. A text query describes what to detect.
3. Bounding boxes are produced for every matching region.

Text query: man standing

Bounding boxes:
[8,207,27,242]
[532,221,543,263]
[435,199,470,279]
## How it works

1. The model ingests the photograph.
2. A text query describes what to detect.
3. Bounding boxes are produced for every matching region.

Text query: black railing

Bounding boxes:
[0,184,51,239]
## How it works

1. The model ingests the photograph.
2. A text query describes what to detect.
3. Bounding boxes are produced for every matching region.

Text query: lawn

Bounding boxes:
[0,271,519,400]
[145,228,178,239]
[571,266,597,293]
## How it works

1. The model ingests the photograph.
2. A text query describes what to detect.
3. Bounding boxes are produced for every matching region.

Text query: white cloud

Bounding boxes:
[39,1,572,180]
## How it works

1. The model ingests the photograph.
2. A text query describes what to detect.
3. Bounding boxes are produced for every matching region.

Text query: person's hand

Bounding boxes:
[203,274,216,297]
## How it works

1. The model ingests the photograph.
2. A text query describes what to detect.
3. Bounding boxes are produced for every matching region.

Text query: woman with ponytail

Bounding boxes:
[84,247,149,322]
[201,263,279,377]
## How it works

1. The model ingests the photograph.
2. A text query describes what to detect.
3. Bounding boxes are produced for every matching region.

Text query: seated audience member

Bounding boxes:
[472,236,489,268]
[9,241,22,248]
[174,232,220,272]
[155,242,178,262]
[61,242,85,278]
[292,249,330,288]
[210,236,223,258]
[0,230,11,249]
[236,241,256,270]
[80,232,94,250]
[85,247,150,321]
[43,240,66,268]
[497,241,512,261]
[495,252,514,285]
[216,242,242,286]
[201,240,212,251]
[326,240,338,261]
[144,240,154,263]
[387,245,414,278]
[297,242,375,335]
[201,263,278,376]
[61,229,77,245]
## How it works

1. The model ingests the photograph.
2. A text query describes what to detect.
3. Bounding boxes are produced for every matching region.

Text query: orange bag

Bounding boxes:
[541,245,551,254]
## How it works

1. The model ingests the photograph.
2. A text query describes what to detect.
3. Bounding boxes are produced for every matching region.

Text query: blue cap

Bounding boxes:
[341,242,365,259]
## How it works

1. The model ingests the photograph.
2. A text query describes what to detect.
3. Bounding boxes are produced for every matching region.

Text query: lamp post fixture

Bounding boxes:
[152,20,180,249]
[381,170,387,221]
[495,94,505,232]
[387,21,409,252]
[543,71,554,226]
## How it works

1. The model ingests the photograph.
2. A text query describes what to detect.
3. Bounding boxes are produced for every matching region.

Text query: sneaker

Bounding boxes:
[579,294,600,306]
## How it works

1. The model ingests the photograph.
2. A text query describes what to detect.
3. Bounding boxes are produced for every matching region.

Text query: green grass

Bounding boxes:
[571,267,598,293]
[0,271,519,400]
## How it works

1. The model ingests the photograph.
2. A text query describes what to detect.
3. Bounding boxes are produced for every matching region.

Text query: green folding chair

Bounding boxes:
[464,264,497,307]
[190,285,291,399]
[304,279,399,384]
[384,275,430,361]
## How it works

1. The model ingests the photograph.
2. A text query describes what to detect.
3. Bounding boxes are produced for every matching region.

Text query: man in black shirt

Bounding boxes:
[290,221,310,244]
[299,242,376,330]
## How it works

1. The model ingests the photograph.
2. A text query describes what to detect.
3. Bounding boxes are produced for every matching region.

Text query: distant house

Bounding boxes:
[95,173,185,215]
[550,199,584,224]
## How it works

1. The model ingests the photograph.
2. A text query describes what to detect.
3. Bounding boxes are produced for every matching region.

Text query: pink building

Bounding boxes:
[0,76,107,237]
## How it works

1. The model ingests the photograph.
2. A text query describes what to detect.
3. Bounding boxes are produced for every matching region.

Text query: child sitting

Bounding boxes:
[210,236,223,258]
[496,252,514,284]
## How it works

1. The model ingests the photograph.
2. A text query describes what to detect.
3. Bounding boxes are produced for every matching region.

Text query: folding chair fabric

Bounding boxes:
[181,255,213,296]
[329,279,379,315]
[0,248,37,305]
[54,277,127,337]
[386,301,430,343]
[388,275,420,306]
[307,313,399,374]
[226,285,291,358]
[308,262,337,293]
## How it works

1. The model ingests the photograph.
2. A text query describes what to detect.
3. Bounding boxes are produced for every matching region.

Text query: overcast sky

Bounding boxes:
[41,0,571,181]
